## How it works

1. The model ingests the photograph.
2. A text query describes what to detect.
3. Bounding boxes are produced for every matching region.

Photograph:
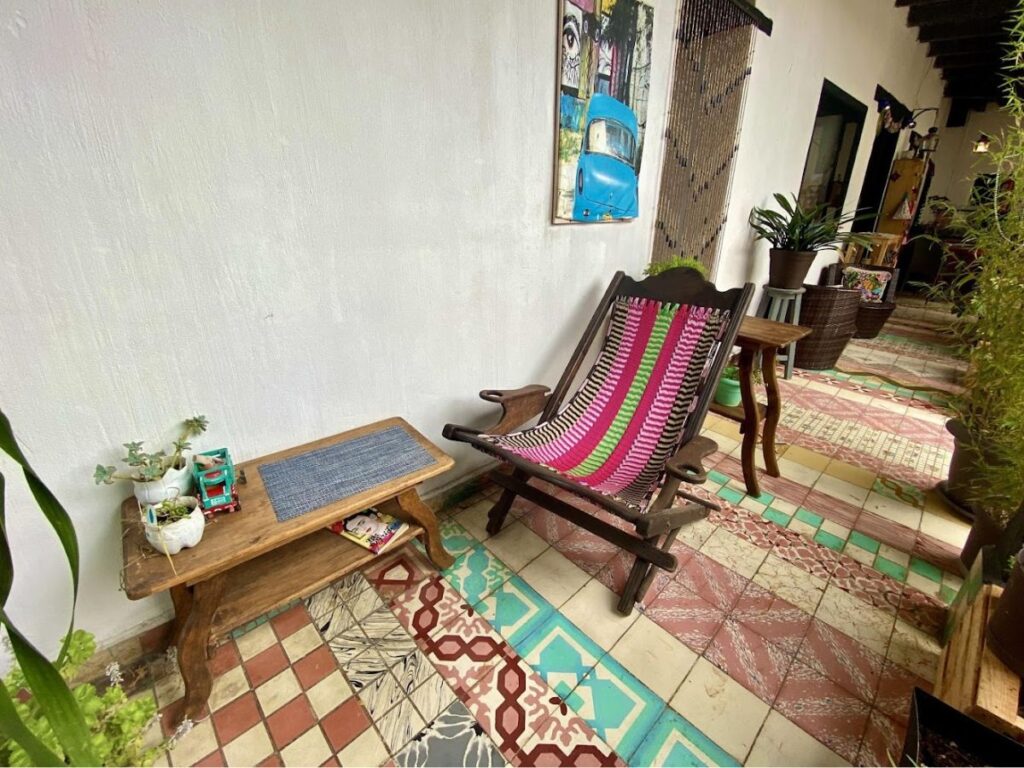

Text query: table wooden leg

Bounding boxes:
[761,347,782,478]
[392,488,455,570]
[169,584,193,649]
[737,347,761,497]
[178,574,225,723]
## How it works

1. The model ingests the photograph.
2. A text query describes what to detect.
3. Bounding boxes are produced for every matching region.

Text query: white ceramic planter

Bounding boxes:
[144,503,205,555]
[132,460,193,506]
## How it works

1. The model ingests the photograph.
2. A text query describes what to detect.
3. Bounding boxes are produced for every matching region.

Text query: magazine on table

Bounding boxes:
[328,508,408,554]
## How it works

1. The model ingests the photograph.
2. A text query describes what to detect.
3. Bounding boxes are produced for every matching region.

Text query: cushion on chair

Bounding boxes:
[478,296,730,513]
[842,266,892,303]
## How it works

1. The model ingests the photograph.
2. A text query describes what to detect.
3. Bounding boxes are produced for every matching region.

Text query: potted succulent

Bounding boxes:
[934,22,1024,569]
[749,193,869,289]
[93,416,208,505]
[714,365,742,407]
[143,496,205,555]
[643,255,709,278]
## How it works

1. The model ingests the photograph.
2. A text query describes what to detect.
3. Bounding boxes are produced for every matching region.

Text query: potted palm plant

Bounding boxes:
[937,17,1024,570]
[93,416,208,505]
[749,193,869,289]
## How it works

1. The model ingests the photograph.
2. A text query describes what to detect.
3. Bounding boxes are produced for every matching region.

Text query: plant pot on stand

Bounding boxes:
[987,548,1024,678]
[767,249,816,290]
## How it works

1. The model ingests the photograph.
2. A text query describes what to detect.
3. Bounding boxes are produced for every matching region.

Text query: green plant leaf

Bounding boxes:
[1,610,100,765]
[0,682,64,767]
[0,410,80,663]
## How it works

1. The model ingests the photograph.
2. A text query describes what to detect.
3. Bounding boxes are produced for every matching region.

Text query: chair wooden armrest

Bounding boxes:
[665,435,718,485]
[479,385,551,435]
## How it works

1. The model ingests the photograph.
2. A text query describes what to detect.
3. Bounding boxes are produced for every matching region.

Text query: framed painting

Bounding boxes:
[554,0,654,224]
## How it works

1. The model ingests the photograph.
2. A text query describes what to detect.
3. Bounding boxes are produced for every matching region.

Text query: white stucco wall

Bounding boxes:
[712,0,947,291]
[929,102,1014,208]
[0,0,678,655]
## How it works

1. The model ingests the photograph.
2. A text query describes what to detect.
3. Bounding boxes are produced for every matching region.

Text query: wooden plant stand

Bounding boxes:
[709,316,810,496]
[120,417,454,724]
[934,584,1024,742]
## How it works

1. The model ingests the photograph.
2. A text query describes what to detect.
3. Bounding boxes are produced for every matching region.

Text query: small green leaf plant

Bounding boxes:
[1,630,162,767]
[644,255,709,278]
[149,498,194,525]
[721,365,740,380]
[93,416,208,486]
[749,193,872,253]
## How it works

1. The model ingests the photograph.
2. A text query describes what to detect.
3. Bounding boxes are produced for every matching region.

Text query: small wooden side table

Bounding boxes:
[709,316,811,497]
[120,417,454,724]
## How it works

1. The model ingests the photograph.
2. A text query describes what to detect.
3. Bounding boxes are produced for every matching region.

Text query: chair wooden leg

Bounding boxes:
[486,489,517,535]
[617,555,652,615]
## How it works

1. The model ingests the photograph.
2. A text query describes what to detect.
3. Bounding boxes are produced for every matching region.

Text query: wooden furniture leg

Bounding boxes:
[737,346,761,496]
[391,489,455,569]
[761,346,782,478]
[178,574,225,723]
[169,584,193,650]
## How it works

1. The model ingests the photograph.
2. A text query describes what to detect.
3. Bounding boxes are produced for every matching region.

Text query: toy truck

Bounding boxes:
[191,448,240,517]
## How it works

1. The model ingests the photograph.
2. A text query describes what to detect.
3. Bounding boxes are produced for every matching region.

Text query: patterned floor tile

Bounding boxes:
[797,619,884,704]
[364,546,439,600]
[474,575,555,649]
[731,581,812,655]
[630,707,738,767]
[705,619,793,704]
[674,551,748,612]
[395,700,505,767]
[874,659,931,726]
[609,615,696,701]
[408,673,458,724]
[514,704,623,767]
[829,557,902,615]
[420,606,516,700]
[390,648,438,695]
[594,551,672,605]
[814,584,895,657]
[551,528,620,576]
[516,612,603,700]
[391,575,468,642]
[519,505,580,545]
[565,652,665,758]
[444,543,514,605]
[644,580,725,653]
[774,660,871,763]
[856,708,906,768]
[378,697,428,756]
[440,519,479,557]
[462,650,559,757]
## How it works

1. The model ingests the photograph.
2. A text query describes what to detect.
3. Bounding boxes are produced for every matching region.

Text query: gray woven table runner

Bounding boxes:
[259,425,435,522]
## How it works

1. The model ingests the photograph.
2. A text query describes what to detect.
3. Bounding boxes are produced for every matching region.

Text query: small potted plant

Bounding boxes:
[714,364,742,407]
[749,193,869,289]
[143,496,205,555]
[643,255,709,278]
[93,416,208,505]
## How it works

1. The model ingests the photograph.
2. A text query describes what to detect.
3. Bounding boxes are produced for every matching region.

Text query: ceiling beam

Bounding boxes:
[928,34,1006,57]
[908,0,1014,27]
[917,18,1008,43]
[936,52,1005,71]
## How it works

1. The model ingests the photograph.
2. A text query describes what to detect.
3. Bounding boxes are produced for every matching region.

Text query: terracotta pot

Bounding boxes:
[767,249,816,290]
[987,550,1024,678]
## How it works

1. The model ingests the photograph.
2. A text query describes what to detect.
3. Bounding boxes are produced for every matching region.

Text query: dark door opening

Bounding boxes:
[798,80,867,218]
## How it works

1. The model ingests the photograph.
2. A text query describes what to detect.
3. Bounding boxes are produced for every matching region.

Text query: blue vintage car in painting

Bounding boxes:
[572,93,640,221]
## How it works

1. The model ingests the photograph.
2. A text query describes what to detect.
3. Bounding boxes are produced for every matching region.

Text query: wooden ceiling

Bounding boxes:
[897,0,1016,106]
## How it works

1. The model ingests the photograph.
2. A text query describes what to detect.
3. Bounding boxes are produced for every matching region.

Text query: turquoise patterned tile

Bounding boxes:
[707,470,731,486]
[473,575,554,648]
[516,612,602,700]
[630,707,739,766]
[443,543,512,605]
[717,487,745,505]
[566,652,665,758]
[439,518,477,556]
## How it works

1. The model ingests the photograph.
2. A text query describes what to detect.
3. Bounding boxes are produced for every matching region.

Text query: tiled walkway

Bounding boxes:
[129,307,964,767]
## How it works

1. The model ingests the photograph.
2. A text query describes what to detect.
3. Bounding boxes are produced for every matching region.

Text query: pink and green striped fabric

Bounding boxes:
[481,296,729,512]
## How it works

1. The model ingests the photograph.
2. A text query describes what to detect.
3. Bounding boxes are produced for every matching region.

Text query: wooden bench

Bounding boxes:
[120,417,454,723]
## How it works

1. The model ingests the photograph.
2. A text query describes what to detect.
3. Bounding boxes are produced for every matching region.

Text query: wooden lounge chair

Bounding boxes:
[443,268,753,614]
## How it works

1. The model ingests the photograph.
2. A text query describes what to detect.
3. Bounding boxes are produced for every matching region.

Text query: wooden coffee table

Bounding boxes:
[120,417,454,723]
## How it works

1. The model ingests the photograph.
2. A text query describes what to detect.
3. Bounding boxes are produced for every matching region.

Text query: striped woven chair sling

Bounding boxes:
[444,268,753,614]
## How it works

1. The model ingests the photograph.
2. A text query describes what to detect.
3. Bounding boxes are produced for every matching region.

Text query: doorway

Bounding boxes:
[797,80,867,218]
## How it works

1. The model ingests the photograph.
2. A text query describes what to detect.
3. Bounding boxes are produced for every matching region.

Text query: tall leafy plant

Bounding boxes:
[749,193,871,252]
[942,4,1024,527]
[0,409,159,765]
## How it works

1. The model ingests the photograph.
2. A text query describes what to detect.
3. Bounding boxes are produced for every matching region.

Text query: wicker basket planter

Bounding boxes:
[853,301,897,339]
[794,284,861,370]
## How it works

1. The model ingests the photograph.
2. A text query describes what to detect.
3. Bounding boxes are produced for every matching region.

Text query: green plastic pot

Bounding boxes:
[715,377,742,407]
